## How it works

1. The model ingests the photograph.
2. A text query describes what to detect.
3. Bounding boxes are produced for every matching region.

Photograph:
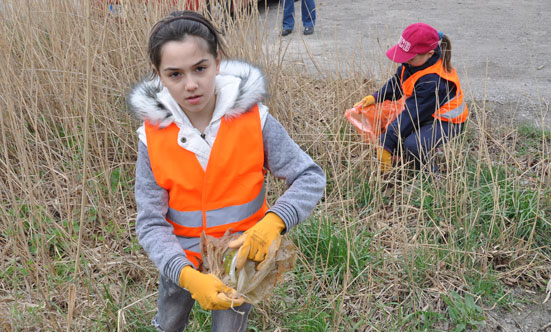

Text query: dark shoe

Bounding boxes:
[303,26,314,35]
[281,29,293,37]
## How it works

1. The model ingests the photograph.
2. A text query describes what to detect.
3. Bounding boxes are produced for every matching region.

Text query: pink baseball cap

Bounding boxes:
[386,23,440,63]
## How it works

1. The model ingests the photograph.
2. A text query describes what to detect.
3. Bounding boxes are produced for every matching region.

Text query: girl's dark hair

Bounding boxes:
[440,34,452,72]
[148,11,227,74]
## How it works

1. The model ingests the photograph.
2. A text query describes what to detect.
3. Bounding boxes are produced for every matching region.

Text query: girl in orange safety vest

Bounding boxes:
[356,22,468,172]
[127,11,325,332]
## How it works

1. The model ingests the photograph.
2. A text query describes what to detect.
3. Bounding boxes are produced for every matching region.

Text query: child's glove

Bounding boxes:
[354,95,376,108]
[228,213,286,270]
[377,147,393,173]
[179,266,244,310]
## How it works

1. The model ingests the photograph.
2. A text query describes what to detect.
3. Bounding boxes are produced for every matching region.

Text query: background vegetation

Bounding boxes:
[0,1,549,331]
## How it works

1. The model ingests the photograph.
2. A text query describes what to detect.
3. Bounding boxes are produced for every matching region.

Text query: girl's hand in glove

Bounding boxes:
[179,266,244,310]
[354,95,376,108]
[228,213,286,270]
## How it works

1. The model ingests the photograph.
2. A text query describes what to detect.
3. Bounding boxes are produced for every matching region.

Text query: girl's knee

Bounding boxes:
[152,315,188,332]
[211,303,253,332]
[153,303,192,332]
[155,276,194,332]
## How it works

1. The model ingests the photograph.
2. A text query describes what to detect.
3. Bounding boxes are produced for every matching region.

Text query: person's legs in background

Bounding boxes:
[301,0,316,35]
[281,0,295,35]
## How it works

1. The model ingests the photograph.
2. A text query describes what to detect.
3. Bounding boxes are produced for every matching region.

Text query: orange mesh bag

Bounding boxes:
[345,98,405,143]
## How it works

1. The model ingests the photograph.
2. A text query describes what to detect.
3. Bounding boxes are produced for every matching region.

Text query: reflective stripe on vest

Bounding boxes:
[437,95,467,120]
[144,105,267,267]
[400,59,468,123]
[167,182,266,228]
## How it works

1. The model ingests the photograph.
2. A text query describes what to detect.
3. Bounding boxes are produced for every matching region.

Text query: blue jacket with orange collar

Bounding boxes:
[373,46,458,153]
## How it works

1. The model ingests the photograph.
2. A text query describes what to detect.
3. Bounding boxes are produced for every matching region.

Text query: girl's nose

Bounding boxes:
[184,79,198,91]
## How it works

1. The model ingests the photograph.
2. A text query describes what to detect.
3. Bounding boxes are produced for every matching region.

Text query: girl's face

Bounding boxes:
[158,36,220,120]
[406,50,435,67]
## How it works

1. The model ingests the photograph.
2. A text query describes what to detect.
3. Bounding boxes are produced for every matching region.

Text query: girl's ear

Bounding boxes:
[152,64,159,77]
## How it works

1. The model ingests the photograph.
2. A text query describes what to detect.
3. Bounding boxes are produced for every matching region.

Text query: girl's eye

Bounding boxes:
[169,72,181,78]
[196,66,206,73]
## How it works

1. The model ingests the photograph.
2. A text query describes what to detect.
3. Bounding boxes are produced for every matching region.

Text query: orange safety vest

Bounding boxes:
[144,105,268,268]
[400,59,468,123]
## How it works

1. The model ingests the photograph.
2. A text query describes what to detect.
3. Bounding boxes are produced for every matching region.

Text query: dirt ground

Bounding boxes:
[256,1,551,331]
[258,0,551,130]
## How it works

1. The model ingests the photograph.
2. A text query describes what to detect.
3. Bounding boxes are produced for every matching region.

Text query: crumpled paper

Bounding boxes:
[200,231,297,304]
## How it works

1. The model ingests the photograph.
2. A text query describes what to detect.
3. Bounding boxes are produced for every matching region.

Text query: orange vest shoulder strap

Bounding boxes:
[401,60,461,96]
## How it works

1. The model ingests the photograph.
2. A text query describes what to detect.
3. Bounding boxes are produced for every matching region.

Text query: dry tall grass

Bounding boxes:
[0,0,549,331]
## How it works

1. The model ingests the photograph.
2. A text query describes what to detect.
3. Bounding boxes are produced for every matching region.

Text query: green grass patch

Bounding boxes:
[442,291,486,332]
[466,272,511,307]
[291,215,381,285]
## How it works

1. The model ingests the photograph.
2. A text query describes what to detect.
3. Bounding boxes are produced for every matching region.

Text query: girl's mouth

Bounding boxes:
[186,95,202,105]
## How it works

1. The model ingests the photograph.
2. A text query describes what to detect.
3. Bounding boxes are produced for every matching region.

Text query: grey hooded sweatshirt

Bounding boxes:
[127,60,326,285]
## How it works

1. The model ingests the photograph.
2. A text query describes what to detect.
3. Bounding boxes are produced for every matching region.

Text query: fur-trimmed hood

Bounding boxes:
[127,60,267,127]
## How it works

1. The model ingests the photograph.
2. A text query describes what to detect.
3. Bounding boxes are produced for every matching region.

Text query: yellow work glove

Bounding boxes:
[228,213,286,270]
[377,146,393,173]
[179,266,244,310]
[354,95,376,108]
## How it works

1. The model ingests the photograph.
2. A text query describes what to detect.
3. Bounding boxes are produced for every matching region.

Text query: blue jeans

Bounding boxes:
[381,120,464,171]
[402,121,464,171]
[152,274,252,332]
[281,0,316,30]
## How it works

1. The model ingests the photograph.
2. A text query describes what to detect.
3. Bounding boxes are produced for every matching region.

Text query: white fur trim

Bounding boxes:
[127,78,174,127]
[218,60,267,117]
[127,60,267,124]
